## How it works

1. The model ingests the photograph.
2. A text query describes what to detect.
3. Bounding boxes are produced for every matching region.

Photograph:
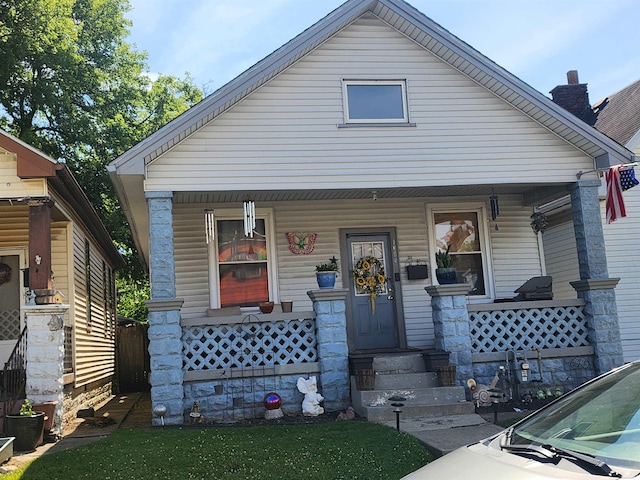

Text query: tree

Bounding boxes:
[0,0,203,319]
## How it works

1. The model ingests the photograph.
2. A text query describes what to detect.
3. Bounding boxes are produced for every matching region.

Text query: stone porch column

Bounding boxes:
[569,180,623,374]
[24,304,69,435]
[307,289,350,411]
[425,284,473,385]
[145,191,184,426]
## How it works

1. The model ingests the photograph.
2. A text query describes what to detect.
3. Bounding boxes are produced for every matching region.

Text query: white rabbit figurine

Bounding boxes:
[296,376,324,416]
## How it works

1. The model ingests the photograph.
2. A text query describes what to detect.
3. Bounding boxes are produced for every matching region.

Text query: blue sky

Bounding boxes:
[124,0,639,104]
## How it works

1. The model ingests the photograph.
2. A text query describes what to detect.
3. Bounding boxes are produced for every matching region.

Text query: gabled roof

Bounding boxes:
[108,0,634,177]
[593,79,640,146]
[0,130,124,269]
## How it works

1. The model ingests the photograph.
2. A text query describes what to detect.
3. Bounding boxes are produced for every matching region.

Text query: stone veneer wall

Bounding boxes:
[62,380,113,426]
[183,374,310,422]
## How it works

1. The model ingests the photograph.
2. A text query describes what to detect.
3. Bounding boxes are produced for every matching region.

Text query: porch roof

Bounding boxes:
[0,129,124,269]
[109,0,634,177]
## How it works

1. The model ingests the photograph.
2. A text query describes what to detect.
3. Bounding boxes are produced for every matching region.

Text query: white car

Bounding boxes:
[402,360,640,479]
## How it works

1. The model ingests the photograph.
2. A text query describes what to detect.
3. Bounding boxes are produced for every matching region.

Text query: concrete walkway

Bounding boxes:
[379,413,505,457]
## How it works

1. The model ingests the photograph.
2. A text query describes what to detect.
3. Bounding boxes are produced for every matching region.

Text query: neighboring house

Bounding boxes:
[108,0,635,425]
[547,73,640,363]
[0,129,123,431]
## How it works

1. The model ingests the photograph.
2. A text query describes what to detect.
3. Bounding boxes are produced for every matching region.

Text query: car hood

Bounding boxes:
[402,440,609,480]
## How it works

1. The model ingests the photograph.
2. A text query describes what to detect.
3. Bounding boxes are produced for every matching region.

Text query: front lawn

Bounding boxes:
[3,421,432,480]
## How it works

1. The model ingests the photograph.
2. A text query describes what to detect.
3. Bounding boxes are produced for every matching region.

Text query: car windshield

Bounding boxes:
[511,362,640,470]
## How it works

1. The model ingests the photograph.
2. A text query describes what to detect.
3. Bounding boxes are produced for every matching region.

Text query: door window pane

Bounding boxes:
[351,241,388,296]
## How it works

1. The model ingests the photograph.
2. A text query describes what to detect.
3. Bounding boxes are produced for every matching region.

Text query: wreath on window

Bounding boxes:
[353,256,387,314]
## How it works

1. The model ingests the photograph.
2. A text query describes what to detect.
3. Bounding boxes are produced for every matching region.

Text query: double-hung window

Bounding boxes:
[209,209,277,309]
[343,80,408,123]
[429,206,491,297]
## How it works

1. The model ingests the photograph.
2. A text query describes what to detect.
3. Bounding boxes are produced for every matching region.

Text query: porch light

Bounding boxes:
[205,209,215,244]
[243,200,256,237]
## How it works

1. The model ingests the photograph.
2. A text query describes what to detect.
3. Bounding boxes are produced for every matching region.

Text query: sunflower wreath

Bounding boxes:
[353,256,387,314]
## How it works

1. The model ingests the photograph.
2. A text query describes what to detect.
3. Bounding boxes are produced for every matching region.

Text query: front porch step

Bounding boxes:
[351,376,475,421]
[361,400,475,422]
[373,371,439,390]
[350,351,474,422]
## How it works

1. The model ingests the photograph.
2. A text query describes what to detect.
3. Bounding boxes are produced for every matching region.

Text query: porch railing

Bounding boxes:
[181,312,318,381]
[3,325,27,424]
[468,300,589,354]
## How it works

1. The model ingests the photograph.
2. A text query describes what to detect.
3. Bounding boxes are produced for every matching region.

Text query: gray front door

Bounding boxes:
[346,234,398,351]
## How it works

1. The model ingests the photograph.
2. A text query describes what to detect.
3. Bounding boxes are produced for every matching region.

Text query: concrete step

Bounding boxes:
[361,400,475,422]
[352,382,467,407]
[372,371,439,390]
[372,353,425,373]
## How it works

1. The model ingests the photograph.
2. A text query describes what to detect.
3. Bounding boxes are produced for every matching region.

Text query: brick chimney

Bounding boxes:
[550,70,596,125]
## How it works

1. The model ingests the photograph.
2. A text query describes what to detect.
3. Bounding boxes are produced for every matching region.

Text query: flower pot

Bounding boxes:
[435,268,457,285]
[259,302,274,314]
[281,301,293,313]
[5,413,45,452]
[316,272,336,289]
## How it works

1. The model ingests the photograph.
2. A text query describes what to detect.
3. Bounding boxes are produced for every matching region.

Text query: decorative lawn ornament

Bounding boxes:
[264,392,281,410]
[296,376,324,417]
[353,256,387,314]
[264,392,284,420]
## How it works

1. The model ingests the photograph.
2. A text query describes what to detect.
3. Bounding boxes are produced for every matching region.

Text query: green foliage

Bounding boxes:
[115,274,149,322]
[0,0,203,312]
[315,259,339,272]
[11,422,432,479]
[435,245,453,269]
[19,399,36,416]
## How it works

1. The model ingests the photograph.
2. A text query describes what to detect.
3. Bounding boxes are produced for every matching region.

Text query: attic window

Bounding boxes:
[343,80,408,123]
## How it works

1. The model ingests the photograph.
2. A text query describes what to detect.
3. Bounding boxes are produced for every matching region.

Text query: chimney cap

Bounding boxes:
[567,70,579,85]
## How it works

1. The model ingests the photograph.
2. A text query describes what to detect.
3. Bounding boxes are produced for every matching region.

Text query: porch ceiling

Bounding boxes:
[173,183,569,206]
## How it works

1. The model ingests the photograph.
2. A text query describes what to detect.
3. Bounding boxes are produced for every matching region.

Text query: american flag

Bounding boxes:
[606,165,639,223]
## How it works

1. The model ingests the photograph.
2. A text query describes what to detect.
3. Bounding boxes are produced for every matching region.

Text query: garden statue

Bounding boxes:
[296,376,324,416]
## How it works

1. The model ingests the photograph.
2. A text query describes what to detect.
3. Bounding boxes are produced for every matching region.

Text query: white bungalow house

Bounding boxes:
[0,129,123,433]
[108,0,635,425]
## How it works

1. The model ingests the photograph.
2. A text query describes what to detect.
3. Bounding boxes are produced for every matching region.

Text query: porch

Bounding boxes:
[169,284,613,424]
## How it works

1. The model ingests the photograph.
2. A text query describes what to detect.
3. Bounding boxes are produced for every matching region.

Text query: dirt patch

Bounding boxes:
[119,392,152,428]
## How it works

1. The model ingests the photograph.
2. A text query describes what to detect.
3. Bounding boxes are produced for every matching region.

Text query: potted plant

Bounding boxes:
[435,245,457,284]
[315,259,339,289]
[5,399,45,452]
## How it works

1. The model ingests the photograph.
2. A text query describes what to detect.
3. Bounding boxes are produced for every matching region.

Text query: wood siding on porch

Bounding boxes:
[145,16,594,194]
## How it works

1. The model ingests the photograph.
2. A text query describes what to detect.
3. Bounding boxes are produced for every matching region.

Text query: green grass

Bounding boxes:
[2,421,432,480]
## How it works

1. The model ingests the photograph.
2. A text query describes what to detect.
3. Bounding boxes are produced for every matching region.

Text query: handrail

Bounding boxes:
[3,325,27,430]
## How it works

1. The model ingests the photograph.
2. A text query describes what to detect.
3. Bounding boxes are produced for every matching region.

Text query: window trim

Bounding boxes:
[427,203,494,300]
[207,208,279,309]
[342,79,409,124]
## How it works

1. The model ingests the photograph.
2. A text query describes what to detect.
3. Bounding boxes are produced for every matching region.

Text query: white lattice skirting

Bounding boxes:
[469,303,589,353]
[183,318,318,372]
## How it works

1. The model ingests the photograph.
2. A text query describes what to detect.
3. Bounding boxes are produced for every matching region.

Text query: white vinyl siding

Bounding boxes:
[174,196,538,349]
[602,187,640,363]
[543,221,579,300]
[146,16,593,193]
